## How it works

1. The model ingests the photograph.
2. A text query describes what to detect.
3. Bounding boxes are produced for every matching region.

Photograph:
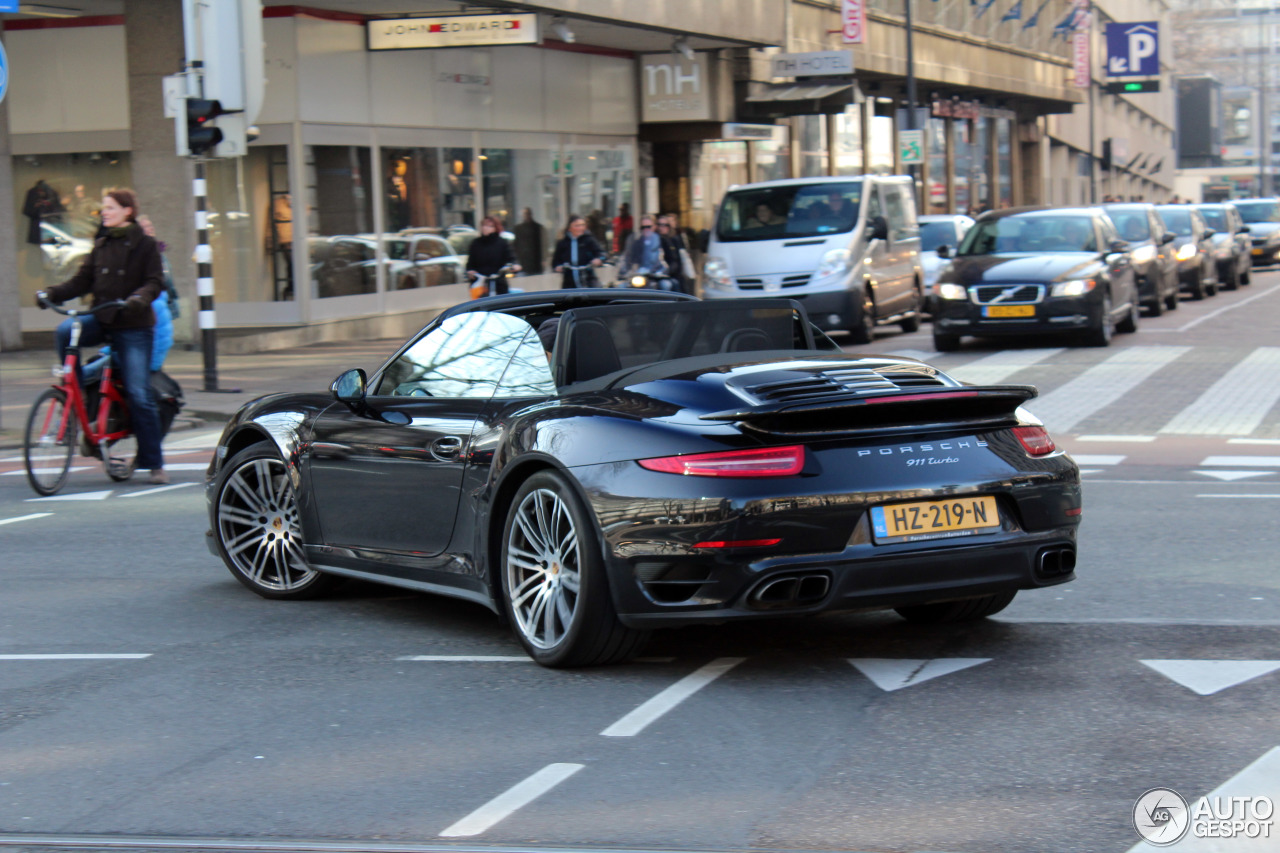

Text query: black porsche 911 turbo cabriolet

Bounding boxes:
[205,290,1081,667]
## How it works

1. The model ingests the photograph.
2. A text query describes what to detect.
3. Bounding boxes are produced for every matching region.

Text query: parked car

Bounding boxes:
[919,213,975,314]
[1101,203,1180,315]
[311,233,466,297]
[206,290,1080,667]
[702,175,924,344]
[1193,202,1252,290]
[388,233,467,289]
[1232,197,1280,267]
[1155,205,1218,300]
[931,207,1141,350]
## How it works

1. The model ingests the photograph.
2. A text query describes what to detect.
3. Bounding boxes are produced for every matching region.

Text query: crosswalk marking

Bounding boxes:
[1027,346,1191,434]
[1070,454,1126,466]
[1200,456,1280,467]
[945,347,1065,385]
[1161,347,1280,435]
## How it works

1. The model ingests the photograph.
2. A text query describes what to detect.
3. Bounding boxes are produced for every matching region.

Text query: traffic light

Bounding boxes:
[1103,80,1161,95]
[186,98,226,157]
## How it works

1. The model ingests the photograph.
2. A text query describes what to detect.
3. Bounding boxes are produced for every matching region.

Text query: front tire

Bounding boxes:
[933,331,961,352]
[501,471,647,667]
[847,289,876,346]
[895,591,1017,624]
[899,286,922,333]
[212,443,338,600]
[1083,291,1114,347]
[24,388,75,496]
[1116,294,1140,334]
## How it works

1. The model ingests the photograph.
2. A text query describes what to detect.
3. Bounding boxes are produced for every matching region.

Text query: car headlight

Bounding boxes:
[630,275,648,288]
[1130,245,1157,264]
[1051,279,1096,297]
[703,256,732,288]
[1175,243,1197,261]
[816,249,851,279]
[937,283,968,301]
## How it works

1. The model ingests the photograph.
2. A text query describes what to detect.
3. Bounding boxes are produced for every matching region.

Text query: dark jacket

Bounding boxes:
[551,233,605,288]
[465,233,517,277]
[46,222,163,328]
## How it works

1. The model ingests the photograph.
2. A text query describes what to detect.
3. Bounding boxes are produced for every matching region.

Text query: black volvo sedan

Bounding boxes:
[205,291,1081,667]
[931,207,1141,350]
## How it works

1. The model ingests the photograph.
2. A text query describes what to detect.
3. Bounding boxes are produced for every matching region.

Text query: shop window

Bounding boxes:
[832,108,863,176]
[927,117,948,214]
[307,145,375,299]
[13,152,132,312]
[798,115,828,177]
[206,146,291,303]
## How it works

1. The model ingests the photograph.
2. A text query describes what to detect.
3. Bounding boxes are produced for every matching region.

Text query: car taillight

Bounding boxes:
[1012,425,1056,457]
[638,445,805,477]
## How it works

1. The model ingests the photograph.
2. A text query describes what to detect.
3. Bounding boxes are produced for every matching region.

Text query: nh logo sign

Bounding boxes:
[1106,22,1160,77]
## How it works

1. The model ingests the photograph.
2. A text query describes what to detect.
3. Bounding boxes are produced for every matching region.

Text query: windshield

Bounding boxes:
[958,215,1097,255]
[1157,208,1194,236]
[1234,201,1278,223]
[1105,209,1151,242]
[1197,208,1228,231]
[919,221,959,251]
[717,181,863,242]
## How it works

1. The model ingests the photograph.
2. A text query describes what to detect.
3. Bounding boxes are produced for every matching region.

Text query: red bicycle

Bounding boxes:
[23,299,137,495]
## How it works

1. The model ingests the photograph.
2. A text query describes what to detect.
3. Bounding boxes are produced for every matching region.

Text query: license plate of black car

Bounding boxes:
[870,496,1000,544]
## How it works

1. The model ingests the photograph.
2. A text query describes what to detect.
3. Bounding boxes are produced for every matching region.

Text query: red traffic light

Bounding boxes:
[186,98,226,156]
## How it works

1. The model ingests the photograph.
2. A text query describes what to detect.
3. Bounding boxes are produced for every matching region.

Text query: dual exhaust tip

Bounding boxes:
[1037,546,1076,579]
[748,572,832,609]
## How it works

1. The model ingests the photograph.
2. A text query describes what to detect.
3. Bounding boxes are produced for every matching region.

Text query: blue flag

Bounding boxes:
[975,0,999,19]
[1024,0,1053,29]
[1002,0,1023,22]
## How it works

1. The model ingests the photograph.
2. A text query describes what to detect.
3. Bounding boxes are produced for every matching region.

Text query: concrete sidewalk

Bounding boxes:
[0,336,404,450]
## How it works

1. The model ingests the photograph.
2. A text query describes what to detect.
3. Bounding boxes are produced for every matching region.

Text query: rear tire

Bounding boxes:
[212,443,339,600]
[1188,271,1207,300]
[1116,295,1139,334]
[1165,280,1180,311]
[1144,277,1164,317]
[899,286,922,333]
[24,388,76,497]
[895,591,1017,624]
[1083,291,1114,347]
[501,470,648,667]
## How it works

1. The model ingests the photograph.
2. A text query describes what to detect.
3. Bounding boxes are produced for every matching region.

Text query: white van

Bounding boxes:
[701,175,923,343]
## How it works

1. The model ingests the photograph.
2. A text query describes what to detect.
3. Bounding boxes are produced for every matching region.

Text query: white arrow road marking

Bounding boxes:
[1193,470,1273,481]
[1126,746,1280,853]
[601,657,745,737]
[0,513,53,526]
[849,658,992,691]
[1140,660,1280,696]
[26,490,113,502]
[439,763,584,837]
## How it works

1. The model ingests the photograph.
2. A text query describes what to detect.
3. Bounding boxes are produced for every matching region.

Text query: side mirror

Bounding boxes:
[1239,225,1251,234]
[936,244,952,259]
[866,216,889,241]
[331,368,367,405]
[1109,238,1130,254]
[1203,229,1216,240]
[1161,232,1176,245]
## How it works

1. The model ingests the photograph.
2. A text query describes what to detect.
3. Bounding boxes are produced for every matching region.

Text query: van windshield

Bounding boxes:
[717,181,863,242]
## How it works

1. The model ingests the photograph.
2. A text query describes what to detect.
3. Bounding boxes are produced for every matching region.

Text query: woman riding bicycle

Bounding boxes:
[36,188,168,484]
[551,215,605,288]
[465,215,520,296]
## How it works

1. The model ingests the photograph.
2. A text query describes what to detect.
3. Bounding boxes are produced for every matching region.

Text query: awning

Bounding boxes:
[746,82,855,103]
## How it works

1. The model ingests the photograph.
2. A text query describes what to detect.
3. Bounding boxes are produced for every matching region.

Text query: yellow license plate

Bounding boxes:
[870,496,1000,543]
[985,304,1035,318]
[1253,248,1265,256]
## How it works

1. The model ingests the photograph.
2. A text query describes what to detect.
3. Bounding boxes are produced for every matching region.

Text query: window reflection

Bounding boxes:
[308,145,375,299]
[377,312,544,399]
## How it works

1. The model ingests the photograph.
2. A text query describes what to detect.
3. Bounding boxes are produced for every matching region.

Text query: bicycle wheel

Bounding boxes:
[24,388,76,496]
[101,398,136,482]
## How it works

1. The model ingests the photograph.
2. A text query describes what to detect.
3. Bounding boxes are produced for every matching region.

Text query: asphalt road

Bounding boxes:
[2,272,1280,853]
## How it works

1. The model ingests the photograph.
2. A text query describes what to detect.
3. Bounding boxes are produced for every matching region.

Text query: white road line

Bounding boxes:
[1230,438,1280,445]
[1200,456,1280,467]
[1075,435,1156,442]
[439,763,584,838]
[163,462,211,471]
[120,482,198,498]
[1155,281,1280,333]
[3,466,94,476]
[600,657,745,737]
[1198,494,1280,499]
[1029,346,1191,434]
[0,513,54,526]
[944,347,1065,385]
[0,654,152,660]
[1070,454,1126,465]
[397,655,531,662]
[1161,347,1280,435]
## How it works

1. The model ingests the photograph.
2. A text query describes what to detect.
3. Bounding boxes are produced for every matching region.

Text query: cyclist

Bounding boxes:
[551,215,605,288]
[465,215,520,296]
[36,188,168,484]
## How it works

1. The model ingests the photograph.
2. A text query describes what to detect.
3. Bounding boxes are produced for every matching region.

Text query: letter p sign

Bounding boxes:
[1106,22,1159,78]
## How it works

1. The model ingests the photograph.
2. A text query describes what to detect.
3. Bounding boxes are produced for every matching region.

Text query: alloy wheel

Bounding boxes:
[505,487,581,650]
[216,454,316,593]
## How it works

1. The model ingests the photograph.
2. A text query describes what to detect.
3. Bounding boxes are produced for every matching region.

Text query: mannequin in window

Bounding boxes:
[386,159,410,232]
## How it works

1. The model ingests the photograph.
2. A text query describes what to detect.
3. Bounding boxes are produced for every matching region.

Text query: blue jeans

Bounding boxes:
[56,316,165,470]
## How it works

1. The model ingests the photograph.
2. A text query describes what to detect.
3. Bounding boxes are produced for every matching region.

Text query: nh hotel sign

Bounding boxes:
[368,14,539,50]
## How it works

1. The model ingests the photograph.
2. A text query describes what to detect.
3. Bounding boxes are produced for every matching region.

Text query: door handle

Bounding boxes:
[430,436,464,461]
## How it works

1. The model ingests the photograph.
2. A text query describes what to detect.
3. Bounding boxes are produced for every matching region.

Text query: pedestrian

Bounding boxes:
[513,207,546,274]
[36,188,168,483]
[618,214,669,280]
[551,215,605,288]
[655,216,686,293]
[586,209,608,249]
[466,215,520,296]
[611,202,633,253]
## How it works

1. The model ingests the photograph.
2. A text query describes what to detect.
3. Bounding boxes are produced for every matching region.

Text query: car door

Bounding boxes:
[875,182,920,314]
[305,312,540,561]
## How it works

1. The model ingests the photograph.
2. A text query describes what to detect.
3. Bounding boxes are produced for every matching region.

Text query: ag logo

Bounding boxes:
[1133,787,1190,846]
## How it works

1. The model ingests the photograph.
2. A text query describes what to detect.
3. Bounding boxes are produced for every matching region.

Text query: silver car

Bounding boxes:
[918,213,974,314]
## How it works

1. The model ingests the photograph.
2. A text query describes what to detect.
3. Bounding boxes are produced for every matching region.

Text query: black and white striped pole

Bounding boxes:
[193,161,238,393]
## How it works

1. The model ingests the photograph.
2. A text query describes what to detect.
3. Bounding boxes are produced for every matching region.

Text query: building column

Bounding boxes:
[124,0,196,346]
[0,25,19,351]
[944,118,956,215]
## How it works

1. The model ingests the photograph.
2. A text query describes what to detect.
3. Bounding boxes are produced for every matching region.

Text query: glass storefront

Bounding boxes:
[206,147,288,305]
[308,145,376,300]
[996,119,1013,208]
[798,115,828,177]
[12,152,133,310]
[927,117,949,214]
[832,107,864,176]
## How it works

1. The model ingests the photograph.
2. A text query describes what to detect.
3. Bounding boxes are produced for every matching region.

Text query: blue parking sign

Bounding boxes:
[1106,22,1160,77]
[0,39,8,106]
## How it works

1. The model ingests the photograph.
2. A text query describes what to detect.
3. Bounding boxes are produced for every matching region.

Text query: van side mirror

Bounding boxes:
[1239,225,1251,234]
[1108,238,1130,255]
[936,244,952,259]
[331,368,367,406]
[1161,232,1176,245]
[866,216,889,241]
[1203,228,1216,240]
